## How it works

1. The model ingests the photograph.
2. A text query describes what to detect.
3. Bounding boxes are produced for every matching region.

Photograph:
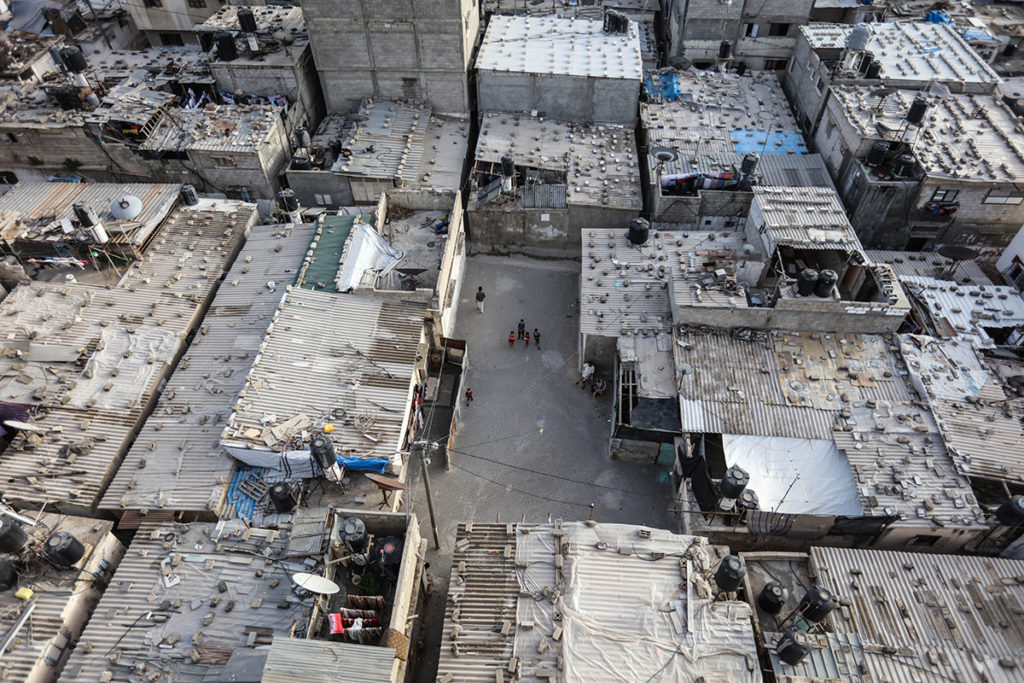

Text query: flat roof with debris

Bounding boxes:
[197,4,304,34]
[800,22,1001,87]
[436,521,760,682]
[899,276,1024,348]
[220,289,424,473]
[476,15,643,80]
[143,104,283,153]
[63,518,326,682]
[866,249,994,284]
[87,46,213,88]
[0,31,60,80]
[100,223,316,515]
[750,186,862,251]
[475,111,641,210]
[87,81,176,126]
[828,86,1024,182]
[328,100,469,191]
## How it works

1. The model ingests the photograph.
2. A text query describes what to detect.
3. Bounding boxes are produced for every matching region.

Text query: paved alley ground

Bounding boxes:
[409,255,675,681]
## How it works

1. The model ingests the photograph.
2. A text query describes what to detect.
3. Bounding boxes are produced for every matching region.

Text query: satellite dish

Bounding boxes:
[651,146,679,163]
[938,245,978,262]
[292,572,340,595]
[668,54,691,70]
[868,87,897,99]
[110,195,142,221]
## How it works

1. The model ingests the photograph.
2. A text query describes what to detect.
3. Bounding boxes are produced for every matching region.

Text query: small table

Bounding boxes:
[366,473,408,509]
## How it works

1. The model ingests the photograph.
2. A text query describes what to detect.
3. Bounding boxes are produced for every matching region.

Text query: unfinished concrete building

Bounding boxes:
[476,15,643,125]
[468,111,641,254]
[123,0,220,47]
[300,0,479,115]
[665,0,814,70]
[815,86,1024,251]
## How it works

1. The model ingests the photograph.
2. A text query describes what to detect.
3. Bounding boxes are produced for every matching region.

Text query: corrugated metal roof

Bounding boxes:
[867,249,994,284]
[221,289,425,467]
[750,186,862,251]
[476,15,643,80]
[808,546,1024,681]
[143,105,284,154]
[756,153,836,190]
[800,22,1001,86]
[0,182,181,245]
[64,519,324,683]
[900,276,1024,348]
[330,100,429,181]
[100,223,317,514]
[0,515,122,683]
[262,638,396,683]
[437,521,760,681]
[580,228,673,336]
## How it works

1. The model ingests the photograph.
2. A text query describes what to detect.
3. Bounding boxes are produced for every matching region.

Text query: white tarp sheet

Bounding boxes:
[335,224,402,292]
[722,434,863,516]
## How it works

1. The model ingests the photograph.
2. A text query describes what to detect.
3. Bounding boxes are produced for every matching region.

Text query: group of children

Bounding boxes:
[508,319,540,348]
[576,361,607,398]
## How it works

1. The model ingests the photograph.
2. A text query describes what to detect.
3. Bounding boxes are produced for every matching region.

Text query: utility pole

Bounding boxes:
[417,441,441,550]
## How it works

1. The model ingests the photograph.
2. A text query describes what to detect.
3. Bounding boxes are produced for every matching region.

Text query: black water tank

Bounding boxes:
[294,126,311,149]
[741,153,759,176]
[814,269,838,298]
[45,531,85,567]
[198,32,214,52]
[0,560,16,591]
[0,519,27,554]
[758,581,788,614]
[269,483,296,513]
[798,585,837,622]
[279,189,299,212]
[996,495,1024,526]
[738,489,759,514]
[500,155,515,177]
[376,536,404,569]
[719,40,732,59]
[865,59,881,79]
[291,155,312,170]
[51,85,82,111]
[237,7,258,33]
[797,268,819,297]
[627,218,650,246]
[893,154,916,178]
[866,140,888,167]
[736,61,747,76]
[215,32,237,62]
[858,52,873,75]
[776,628,811,665]
[714,555,745,592]
[59,46,88,73]
[719,465,749,499]
[310,434,336,471]
[339,517,368,553]
[180,185,199,206]
[906,96,929,125]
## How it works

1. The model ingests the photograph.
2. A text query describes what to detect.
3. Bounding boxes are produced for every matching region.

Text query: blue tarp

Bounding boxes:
[731,130,807,155]
[643,70,681,102]
[339,456,390,473]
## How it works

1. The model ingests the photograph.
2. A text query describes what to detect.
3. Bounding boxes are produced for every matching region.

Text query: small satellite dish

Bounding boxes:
[110,195,142,221]
[868,87,897,99]
[938,245,978,262]
[651,146,678,163]
[292,572,340,595]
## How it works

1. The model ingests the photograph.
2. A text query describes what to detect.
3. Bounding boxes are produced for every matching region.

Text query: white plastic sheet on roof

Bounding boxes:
[722,434,863,517]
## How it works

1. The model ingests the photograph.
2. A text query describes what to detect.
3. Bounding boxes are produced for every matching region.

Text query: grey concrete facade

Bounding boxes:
[300,0,478,115]
[476,71,639,124]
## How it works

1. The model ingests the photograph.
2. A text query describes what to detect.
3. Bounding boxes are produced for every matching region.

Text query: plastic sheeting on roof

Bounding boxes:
[335,223,402,292]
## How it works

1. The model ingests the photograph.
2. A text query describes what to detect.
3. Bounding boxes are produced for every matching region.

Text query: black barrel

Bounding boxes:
[893,153,916,178]
[0,560,17,591]
[996,495,1024,526]
[714,555,746,592]
[719,40,732,59]
[776,628,811,665]
[814,269,838,298]
[45,531,85,567]
[180,185,199,206]
[59,46,88,73]
[500,155,515,177]
[294,126,311,149]
[858,52,873,75]
[736,61,747,76]
[0,519,27,554]
[719,465,749,499]
[198,32,214,52]
[237,7,258,33]
[269,483,296,513]
[215,32,238,62]
[797,268,818,297]
[758,581,788,614]
[865,60,881,79]
[278,189,299,212]
[798,585,837,622]
[741,153,759,176]
[310,434,336,471]
[738,489,759,515]
[627,218,650,246]
[339,517,368,553]
[866,140,888,167]
[906,96,929,125]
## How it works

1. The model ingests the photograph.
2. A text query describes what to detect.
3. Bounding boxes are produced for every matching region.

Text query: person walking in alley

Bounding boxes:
[508,331,516,348]
[523,330,530,347]
[517,319,526,339]
[534,328,541,348]
[475,286,485,313]
[465,388,473,404]
[577,361,595,388]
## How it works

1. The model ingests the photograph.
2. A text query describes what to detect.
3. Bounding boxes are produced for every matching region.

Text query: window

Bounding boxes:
[908,534,941,547]
[931,188,959,203]
[4,132,28,144]
[814,76,824,94]
[744,23,758,38]
[211,156,236,168]
[786,57,794,74]
[765,59,787,70]
[1008,262,1024,289]
[769,23,791,37]
[143,0,161,6]
[984,188,1024,205]
[187,0,206,6]
[158,33,184,46]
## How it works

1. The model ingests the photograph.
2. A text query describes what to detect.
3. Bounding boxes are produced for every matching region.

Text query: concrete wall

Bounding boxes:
[477,71,640,124]
[997,224,1024,277]
[124,0,220,45]
[468,202,638,255]
[669,0,811,66]
[0,123,154,183]
[651,188,751,223]
[674,298,906,334]
[301,0,478,115]
[432,191,466,338]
